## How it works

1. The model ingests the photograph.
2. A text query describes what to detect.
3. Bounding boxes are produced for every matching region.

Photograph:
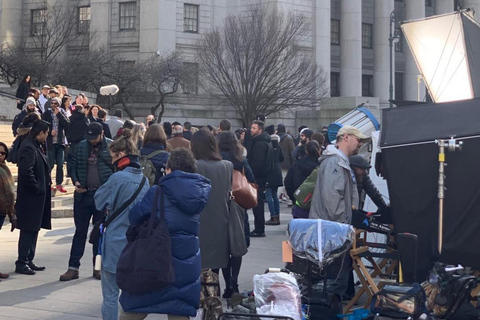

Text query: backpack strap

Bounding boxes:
[145,149,165,160]
[103,176,147,229]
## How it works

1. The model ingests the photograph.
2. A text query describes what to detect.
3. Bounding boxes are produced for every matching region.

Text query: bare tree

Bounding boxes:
[198,5,327,125]
[141,51,195,123]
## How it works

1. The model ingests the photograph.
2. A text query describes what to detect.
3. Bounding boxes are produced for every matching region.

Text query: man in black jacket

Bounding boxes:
[66,105,89,176]
[12,98,38,136]
[247,120,274,237]
[15,120,51,275]
[42,97,70,194]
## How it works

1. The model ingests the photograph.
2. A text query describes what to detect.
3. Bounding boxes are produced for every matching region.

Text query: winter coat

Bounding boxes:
[15,136,52,231]
[167,136,191,150]
[266,135,284,188]
[0,163,15,217]
[120,170,211,317]
[182,130,192,141]
[196,159,233,269]
[247,132,274,185]
[140,142,170,185]
[42,108,70,147]
[284,154,319,201]
[67,110,90,144]
[70,137,114,200]
[95,119,112,139]
[15,82,30,109]
[278,133,295,171]
[94,164,149,273]
[12,110,28,136]
[220,151,255,184]
[105,116,124,138]
[309,145,359,224]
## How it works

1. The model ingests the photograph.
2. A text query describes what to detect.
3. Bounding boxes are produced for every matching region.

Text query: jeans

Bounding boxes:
[265,187,280,217]
[47,144,65,186]
[68,191,104,269]
[16,230,39,267]
[252,185,266,233]
[102,268,120,320]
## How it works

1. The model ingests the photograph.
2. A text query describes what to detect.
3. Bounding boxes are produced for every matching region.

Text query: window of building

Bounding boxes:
[183,62,199,94]
[362,75,373,97]
[119,2,136,30]
[78,6,91,34]
[184,4,199,33]
[31,9,47,36]
[362,24,373,49]
[330,72,340,97]
[331,20,340,45]
[394,27,403,52]
[395,72,404,101]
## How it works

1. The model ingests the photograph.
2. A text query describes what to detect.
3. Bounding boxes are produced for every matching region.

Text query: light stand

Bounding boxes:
[389,11,400,109]
[435,138,462,254]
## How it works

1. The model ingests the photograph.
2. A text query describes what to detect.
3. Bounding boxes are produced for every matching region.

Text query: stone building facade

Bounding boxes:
[0,0,477,130]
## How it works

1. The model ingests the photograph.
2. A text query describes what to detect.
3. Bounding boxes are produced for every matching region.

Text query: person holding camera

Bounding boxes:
[59,122,114,282]
[41,97,70,194]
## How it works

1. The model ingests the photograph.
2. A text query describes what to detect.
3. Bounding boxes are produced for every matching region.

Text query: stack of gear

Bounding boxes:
[351,209,393,235]
[253,272,302,320]
[422,263,478,320]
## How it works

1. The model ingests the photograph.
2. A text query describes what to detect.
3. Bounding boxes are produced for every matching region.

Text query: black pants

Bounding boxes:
[68,191,103,269]
[221,256,243,290]
[16,230,39,267]
[252,185,266,233]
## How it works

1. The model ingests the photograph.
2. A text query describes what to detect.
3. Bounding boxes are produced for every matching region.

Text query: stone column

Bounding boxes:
[0,0,23,48]
[405,0,425,101]
[435,0,454,14]
[373,0,394,108]
[90,0,111,51]
[462,0,480,20]
[315,0,331,97]
[340,0,362,97]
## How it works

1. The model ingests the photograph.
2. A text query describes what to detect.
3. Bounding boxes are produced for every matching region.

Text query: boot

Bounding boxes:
[93,269,101,280]
[265,216,280,226]
[59,269,79,281]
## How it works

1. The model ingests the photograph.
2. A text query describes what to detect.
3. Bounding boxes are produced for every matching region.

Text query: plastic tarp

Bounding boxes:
[287,219,354,266]
[401,11,480,103]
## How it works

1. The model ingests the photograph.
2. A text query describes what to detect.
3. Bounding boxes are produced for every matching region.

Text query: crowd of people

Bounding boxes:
[0,78,389,318]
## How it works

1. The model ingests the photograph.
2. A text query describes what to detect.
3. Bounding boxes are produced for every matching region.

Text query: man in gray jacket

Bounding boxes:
[309,125,369,297]
[309,126,369,223]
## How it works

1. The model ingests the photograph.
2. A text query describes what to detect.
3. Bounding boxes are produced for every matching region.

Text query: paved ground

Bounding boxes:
[0,202,292,319]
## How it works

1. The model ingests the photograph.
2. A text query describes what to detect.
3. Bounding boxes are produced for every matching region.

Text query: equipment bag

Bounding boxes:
[371,283,426,319]
[294,166,319,209]
[200,269,223,320]
[116,185,175,294]
[139,150,166,186]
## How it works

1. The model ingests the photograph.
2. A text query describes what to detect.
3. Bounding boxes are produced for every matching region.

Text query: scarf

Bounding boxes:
[0,163,15,216]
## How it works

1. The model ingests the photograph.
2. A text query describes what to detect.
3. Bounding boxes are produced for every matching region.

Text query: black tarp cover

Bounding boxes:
[380,99,480,280]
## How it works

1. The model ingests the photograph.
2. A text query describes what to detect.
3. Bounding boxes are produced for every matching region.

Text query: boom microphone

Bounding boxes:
[100,85,119,96]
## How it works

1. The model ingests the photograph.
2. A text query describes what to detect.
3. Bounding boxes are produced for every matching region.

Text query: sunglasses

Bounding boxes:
[0,152,6,156]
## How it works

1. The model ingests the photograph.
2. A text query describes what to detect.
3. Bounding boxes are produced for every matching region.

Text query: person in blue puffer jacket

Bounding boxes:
[140,123,170,184]
[119,148,211,320]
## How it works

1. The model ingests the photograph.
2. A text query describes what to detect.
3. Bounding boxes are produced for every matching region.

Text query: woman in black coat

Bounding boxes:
[264,125,284,226]
[15,120,52,275]
[284,141,321,219]
[15,75,31,110]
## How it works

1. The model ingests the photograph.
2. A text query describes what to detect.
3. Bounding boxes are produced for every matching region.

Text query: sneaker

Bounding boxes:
[265,217,280,226]
[93,269,101,280]
[59,269,79,281]
[56,185,67,193]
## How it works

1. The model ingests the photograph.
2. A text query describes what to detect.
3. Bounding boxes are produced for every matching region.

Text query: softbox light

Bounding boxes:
[401,11,480,103]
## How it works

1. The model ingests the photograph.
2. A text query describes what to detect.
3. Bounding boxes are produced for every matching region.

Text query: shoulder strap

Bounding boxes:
[145,149,165,160]
[148,185,164,231]
[103,175,147,228]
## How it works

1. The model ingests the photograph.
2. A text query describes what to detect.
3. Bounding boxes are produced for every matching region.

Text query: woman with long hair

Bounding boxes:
[61,94,72,117]
[16,75,31,110]
[141,124,170,185]
[192,129,233,281]
[87,104,101,123]
[217,131,255,298]
[94,129,150,320]
[131,124,144,151]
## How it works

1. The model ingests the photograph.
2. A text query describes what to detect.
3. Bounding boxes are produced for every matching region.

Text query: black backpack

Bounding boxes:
[116,186,175,294]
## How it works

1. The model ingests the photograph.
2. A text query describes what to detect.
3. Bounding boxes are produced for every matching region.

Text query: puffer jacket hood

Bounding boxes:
[159,170,211,216]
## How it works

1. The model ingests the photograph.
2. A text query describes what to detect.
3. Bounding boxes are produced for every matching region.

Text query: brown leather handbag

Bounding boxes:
[232,168,258,209]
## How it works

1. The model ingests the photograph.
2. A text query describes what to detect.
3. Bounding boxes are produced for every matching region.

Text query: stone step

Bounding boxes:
[51,196,74,209]
[51,205,74,218]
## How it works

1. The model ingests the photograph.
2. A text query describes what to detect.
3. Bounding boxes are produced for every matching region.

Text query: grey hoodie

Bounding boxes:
[309,145,359,224]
